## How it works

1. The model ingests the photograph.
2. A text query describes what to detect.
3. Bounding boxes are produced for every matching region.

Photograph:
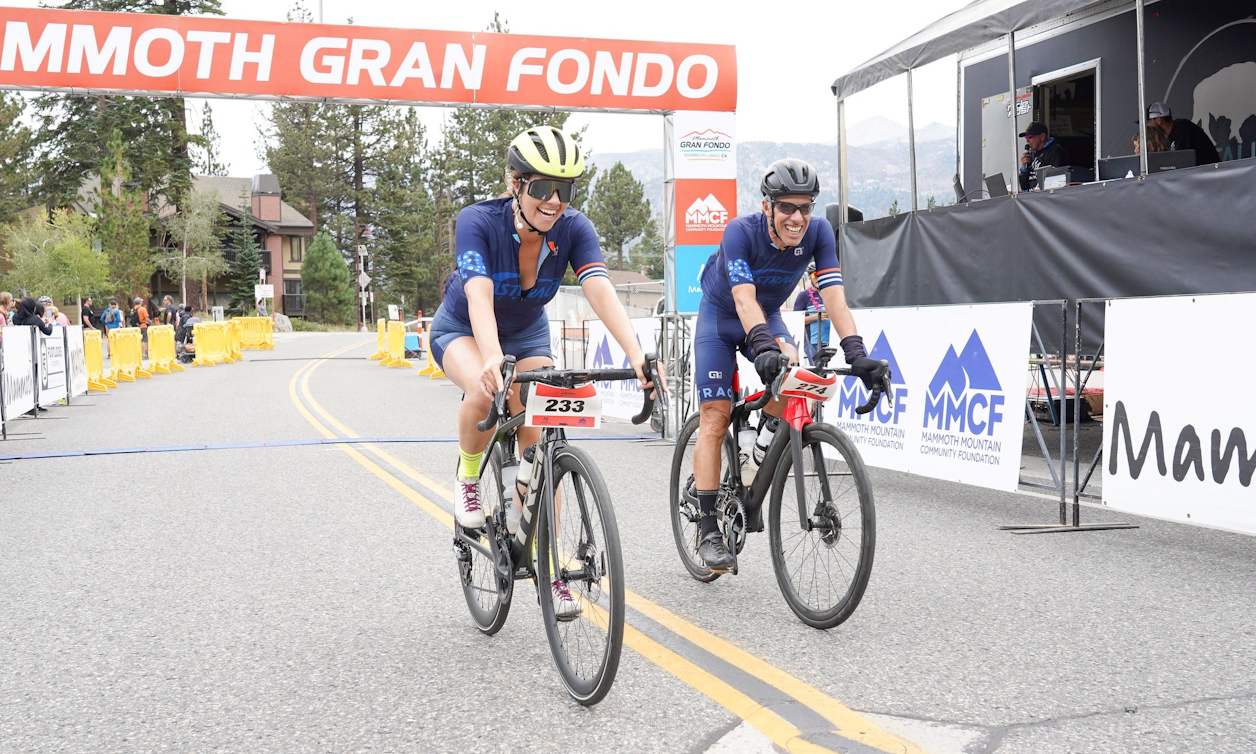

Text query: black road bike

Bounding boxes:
[453,355,659,705]
[669,348,890,629]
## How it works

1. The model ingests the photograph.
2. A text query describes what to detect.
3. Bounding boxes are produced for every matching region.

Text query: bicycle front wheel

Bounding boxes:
[456,441,513,635]
[536,445,624,706]
[768,423,875,629]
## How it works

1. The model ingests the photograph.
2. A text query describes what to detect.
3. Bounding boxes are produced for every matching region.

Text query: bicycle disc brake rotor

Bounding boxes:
[816,500,842,547]
[680,475,701,523]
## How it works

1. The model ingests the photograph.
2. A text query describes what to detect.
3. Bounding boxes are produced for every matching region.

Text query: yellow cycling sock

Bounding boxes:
[458,448,482,479]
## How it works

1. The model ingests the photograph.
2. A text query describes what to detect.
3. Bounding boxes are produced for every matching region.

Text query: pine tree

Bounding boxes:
[156,187,227,307]
[301,231,354,325]
[225,210,264,316]
[634,215,666,279]
[0,92,35,224]
[191,101,228,176]
[95,131,154,302]
[585,162,652,270]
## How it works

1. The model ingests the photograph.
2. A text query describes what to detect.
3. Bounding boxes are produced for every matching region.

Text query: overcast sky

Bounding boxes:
[7,0,974,175]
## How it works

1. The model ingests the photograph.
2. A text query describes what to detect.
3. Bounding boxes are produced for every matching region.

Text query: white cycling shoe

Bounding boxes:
[454,477,486,529]
[551,580,583,621]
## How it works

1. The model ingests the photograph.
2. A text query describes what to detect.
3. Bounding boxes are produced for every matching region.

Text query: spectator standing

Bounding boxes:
[130,296,150,358]
[161,295,177,326]
[1133,128,1169,155]
[1146,102,1220,165]
[0,291,12,326]
[81,296,98,331]
[792,267,830,364]
[48,306,71,328]
[12,297,53,334]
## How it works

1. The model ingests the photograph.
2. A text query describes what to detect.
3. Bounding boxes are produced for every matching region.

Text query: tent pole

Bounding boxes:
[1007,31,1018,194]
[907,68,918,211]
[662,111,676,314]
[956,55,962,182]
[1136,0,1149,176]
[837,98,849,226]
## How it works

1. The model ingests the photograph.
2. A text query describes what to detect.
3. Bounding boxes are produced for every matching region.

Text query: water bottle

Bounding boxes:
[737,428,759,486]
[753,418,780,466]
[509,445,536,535]
[501,458,521,534]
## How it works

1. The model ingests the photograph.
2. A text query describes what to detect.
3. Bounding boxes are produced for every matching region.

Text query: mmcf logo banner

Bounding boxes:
[675,179,736,245]
[672,110,736,179]
[1103,293,1256,535]
[586,317,660,422]
[822,303,1031,491]
[0,7,737,112]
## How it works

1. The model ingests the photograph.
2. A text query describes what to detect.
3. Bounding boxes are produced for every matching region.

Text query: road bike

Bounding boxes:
[669,348,890,629]
[453,354,659,705]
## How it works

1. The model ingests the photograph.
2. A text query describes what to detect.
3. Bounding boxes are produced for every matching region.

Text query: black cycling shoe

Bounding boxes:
[698,531,737,573]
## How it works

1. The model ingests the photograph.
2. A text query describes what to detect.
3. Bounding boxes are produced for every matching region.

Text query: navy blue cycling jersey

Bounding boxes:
[442,197,609,335]
[698,213,841,317]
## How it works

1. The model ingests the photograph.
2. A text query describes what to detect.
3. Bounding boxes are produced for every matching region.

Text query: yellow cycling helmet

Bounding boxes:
[507,126,586,179]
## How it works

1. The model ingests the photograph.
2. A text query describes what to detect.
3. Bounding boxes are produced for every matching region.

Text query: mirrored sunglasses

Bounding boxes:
[523,178,577,203]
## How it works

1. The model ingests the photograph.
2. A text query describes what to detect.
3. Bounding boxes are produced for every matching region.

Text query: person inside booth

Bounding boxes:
[1018,121,1068,191]
[1145,102,1220,166]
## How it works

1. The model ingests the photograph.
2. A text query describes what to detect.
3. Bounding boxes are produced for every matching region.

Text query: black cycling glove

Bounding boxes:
[754,350,787,385]
[746,323,783,384]
[841,335,882,390]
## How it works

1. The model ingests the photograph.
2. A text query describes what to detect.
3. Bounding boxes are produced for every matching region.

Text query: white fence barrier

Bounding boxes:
[585,318,662,421]
[67,325,88,397]
[37,326,67,408]
[1103,293,1256,535]
[824,303,1033,493]
[2,326,37,423]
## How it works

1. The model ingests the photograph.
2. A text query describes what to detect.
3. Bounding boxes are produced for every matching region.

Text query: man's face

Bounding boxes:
[762,194,814,248]
[1148,116,1172,136]
[1026,132,1047,151]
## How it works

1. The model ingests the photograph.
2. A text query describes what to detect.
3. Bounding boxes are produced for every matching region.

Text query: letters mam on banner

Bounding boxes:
[1103,293,1256,535]
[822,303,1032,492]
[0,8,736,112]
[586,318,660,422]
[2,326,36,420]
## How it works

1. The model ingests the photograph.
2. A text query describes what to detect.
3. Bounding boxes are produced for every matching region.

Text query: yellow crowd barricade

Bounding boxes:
[226,320,244,361]
[192,322,234,366]
[109,327,151,381]
[147,324,184,374]
[83,329,117,391]
[369,319,388,361]
[235,317,275,350]
[381,320,412,368]
[416,320,445,378]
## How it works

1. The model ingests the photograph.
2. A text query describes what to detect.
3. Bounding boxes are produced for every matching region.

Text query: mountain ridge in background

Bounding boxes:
[591,117,957,222]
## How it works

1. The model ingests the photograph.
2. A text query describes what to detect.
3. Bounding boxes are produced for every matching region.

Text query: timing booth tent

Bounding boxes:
[0,6,740,429]
[828,0,1256,534]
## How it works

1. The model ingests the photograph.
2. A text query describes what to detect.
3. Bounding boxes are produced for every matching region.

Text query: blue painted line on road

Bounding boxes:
[0,435,658,462]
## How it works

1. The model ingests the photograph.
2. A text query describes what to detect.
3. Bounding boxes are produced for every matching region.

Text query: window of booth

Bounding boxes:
[1033,59,1101,177]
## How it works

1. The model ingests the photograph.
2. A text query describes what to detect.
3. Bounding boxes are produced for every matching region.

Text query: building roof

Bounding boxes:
[185,175,314,231]
[607,269,660,287]
[830,0,1104,101]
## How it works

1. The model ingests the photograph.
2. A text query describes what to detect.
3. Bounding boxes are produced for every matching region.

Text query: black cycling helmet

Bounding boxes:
[761,158,820,199]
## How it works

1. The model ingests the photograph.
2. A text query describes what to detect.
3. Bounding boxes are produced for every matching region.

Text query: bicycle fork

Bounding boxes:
[783,398,835,534]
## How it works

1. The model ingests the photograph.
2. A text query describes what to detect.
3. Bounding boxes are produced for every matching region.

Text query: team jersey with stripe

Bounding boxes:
[442,197,609,335]
[699,213,841,319]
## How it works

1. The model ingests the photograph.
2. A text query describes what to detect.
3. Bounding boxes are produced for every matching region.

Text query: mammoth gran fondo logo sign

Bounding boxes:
[0,7,737,112]
[827,303,1032,492]
[1103,294,1256,535]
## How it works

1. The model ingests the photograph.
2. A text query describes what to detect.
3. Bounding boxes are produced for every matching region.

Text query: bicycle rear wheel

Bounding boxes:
[456,441,513,635]
[668,414,737,583]
[536,445,624,706]
[768,423,875,629]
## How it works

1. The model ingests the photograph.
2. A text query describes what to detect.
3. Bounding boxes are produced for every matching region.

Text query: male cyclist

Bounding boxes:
[429,125,655,616]
[691,158,882,572]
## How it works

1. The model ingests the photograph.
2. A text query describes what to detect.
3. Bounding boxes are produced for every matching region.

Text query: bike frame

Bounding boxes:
[732,392,822,533]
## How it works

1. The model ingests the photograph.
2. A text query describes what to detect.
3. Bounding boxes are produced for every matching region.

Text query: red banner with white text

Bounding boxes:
[0,7,737,112]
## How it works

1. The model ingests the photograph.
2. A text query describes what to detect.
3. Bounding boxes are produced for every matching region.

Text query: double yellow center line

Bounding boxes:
[287,339,925,754]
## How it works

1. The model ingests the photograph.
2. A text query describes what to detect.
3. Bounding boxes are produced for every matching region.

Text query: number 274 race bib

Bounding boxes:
[525,382,602,429]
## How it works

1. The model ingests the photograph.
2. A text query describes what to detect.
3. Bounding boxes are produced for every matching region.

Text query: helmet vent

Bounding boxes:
[529,131,550,163]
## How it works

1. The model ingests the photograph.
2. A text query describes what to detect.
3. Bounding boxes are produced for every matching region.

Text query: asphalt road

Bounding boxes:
[2,332,1252,753]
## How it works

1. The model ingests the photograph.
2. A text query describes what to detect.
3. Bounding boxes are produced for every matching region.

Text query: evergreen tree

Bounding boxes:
[585,162,651,270]
[35,0,223,208]
[192,101,228,177]
[0,92,35,224]
[887,199,901,217]
[634,215,666,279]
[372,109,442,313]
[224,204,264,316]
[95,131,154,302]
[301,231,354,325]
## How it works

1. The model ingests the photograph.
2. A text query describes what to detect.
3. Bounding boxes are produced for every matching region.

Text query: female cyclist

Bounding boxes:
[429,125,656,615]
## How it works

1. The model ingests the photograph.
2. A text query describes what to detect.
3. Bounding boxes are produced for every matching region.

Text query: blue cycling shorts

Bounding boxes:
[694,302,795,404]
[429,305,552,370]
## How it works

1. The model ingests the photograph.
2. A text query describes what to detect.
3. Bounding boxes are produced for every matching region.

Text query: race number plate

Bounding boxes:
[525,382,602,428]
[779,367,838,402]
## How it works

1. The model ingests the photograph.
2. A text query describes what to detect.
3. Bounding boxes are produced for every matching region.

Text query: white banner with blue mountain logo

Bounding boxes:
[586,318,662,422]
[824,303,1032,492]
[1103,293,1256,535]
